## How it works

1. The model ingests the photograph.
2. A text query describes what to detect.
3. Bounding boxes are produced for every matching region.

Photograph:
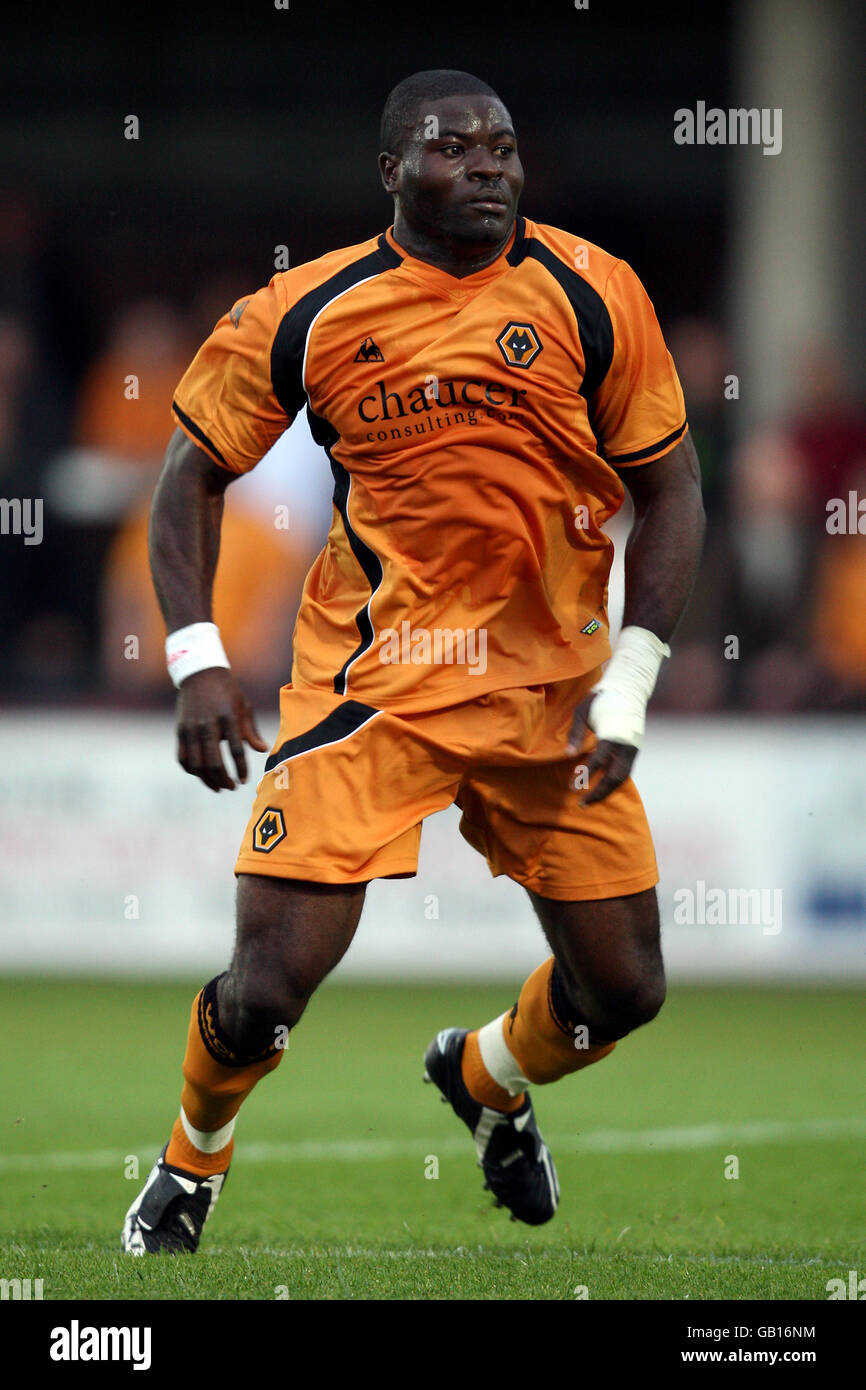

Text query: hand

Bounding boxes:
[176,667,269,792]
[566,693,639,807]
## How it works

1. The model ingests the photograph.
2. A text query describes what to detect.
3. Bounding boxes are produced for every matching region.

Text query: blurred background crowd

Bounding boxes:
[1,0,863,713]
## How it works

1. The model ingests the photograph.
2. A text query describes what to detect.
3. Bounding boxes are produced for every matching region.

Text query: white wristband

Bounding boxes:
[587,625,670,749]
[165,622,230,688]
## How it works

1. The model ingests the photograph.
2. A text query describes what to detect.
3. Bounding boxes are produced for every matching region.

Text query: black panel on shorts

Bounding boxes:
[264,698,381,773]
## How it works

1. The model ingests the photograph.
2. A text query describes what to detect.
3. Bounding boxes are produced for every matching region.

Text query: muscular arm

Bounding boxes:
[149,427,267,791]
[149,428,235,630]
[615,430,706,642]
[571,431,706,804]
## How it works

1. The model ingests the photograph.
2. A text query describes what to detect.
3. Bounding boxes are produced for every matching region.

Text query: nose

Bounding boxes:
[465,148,502,181]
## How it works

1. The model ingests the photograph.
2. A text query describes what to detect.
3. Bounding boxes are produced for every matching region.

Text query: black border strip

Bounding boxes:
[604,418,688,465]
[264,698,381,773]
[171,400,231,468]
[304,403,385,697]
[505,214,528,265]
[327,450,384,696]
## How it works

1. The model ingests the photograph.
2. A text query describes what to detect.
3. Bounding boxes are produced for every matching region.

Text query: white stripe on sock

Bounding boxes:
[180,1107,236,1154]
[477,1013,530,1096]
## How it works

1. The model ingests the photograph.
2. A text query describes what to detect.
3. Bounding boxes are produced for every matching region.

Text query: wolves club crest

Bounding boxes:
[496,322,543,369]
[253,807,287,853]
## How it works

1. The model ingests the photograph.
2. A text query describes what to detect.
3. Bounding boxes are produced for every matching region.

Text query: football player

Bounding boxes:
[123,69,704,1253]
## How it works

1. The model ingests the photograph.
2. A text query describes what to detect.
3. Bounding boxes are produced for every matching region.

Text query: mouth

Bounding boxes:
[466,195,509,212]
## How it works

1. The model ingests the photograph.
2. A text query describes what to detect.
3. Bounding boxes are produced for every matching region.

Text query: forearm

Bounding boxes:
[148,430,232,633]
[620,474,706,642]
[577,440,706,758]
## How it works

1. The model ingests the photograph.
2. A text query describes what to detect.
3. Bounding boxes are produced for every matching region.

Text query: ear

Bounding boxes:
[378,150,400,195]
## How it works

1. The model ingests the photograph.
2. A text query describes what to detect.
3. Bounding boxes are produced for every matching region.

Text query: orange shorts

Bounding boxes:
[234,671,658,901]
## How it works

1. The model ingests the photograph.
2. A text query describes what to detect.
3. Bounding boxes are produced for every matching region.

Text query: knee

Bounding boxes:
[622,972,666,1030]
[583,969,666,1041]
[219,966,306,1055]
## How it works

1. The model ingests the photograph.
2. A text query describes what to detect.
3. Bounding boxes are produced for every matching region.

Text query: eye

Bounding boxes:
[441,143,463,156]
[496,145,515,157]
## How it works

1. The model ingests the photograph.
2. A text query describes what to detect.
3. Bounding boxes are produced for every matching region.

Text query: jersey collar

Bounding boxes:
[382,217,525,295]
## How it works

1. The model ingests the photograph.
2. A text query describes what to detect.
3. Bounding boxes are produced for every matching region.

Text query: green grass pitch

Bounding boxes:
[0,978,863,1300]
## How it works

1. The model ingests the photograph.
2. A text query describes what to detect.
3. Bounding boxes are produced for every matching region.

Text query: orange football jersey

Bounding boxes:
[172,216,687,710]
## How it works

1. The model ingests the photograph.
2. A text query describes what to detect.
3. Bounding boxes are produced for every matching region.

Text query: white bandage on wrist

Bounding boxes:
[165,621,230,688]
[587,625,671,749]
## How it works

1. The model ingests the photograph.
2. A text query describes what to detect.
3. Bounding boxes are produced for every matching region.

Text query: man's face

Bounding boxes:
[380,95,524,245]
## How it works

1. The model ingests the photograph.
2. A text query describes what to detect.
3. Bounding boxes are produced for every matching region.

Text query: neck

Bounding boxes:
[390,212,515,279]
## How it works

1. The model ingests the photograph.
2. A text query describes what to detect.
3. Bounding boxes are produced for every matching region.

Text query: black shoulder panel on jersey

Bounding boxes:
[270,235,402,419]
[305,402,338,450]
[509,231,615,402]
[505,215,528,265]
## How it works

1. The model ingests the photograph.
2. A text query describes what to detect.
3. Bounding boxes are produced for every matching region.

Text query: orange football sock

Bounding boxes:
[165,1115,235,1178]
[461,957,616,1107]
[503,958,616,1083]
[164,976,285,1178]
[461,1029,525,1112]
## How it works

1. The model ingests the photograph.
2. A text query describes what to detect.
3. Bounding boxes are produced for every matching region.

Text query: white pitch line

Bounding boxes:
[0,1115,863,1174]
[566,1115,866,1152]
[205,1247,849,1269]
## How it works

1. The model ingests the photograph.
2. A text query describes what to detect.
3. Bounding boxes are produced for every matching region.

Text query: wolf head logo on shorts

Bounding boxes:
[253,807,287,853]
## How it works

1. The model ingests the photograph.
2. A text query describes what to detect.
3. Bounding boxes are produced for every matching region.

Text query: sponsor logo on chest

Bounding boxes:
[356,375,527,423]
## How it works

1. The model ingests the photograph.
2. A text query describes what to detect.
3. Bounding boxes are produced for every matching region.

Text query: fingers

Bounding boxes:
[178,715,252,791]
[175,673,270,790]
[222,712,248,786]
[240,700,269,753]
[219,700,268,786]
[177,717,236,791]
[177,725,191,776]
[567,690,638,806]
[580,763,625,806]
[565,695,593,755]
[193,721,236,792]
[575,739,638,807]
